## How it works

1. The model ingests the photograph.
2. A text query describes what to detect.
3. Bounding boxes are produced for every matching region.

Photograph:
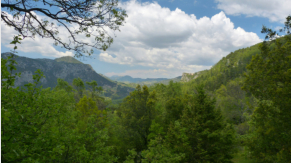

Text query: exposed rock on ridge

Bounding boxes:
[181,72,200,82]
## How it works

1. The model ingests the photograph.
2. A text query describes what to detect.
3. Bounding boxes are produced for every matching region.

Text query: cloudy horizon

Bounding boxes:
[1,0,290,79]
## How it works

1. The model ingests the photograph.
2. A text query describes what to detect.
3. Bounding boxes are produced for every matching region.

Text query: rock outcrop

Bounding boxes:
[181,72,200,82]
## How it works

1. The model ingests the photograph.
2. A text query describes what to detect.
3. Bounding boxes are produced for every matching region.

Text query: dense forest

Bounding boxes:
[2,18,291,163]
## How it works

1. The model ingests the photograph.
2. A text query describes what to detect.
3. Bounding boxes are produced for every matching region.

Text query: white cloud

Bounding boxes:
[215,0,291,23]
[1,1,263,78]
[99,0,261,77]
[1,15,74,58]
[1,11,93,58]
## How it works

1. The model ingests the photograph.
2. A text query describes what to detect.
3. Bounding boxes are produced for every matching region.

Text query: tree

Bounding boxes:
[1,55,116,162]
[55,78,73,92]
[118,85,157,154]
[124,136,185,163]
[1,0,127,57]
[76,95,100,120]
[243,16,291,162]
[138,121,185,163]
[164,96,184,128]
[261,15,290,40]
[73,77,85,97]
[215,79,255,126]
[166,85,236,162]
[86,80,103,99]
[1,56,77,162]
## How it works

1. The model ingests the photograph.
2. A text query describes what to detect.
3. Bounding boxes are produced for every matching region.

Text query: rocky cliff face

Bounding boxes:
[2,52,116,88]
[181,72,200,82]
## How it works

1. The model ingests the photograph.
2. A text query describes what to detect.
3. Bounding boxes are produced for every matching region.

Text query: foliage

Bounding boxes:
[86,80,103,98]
[1,0,127,56]
[166,85,236,162]
[118,85,157,155]
[73,77,85,98]
[4,16,291,162]
[55,78,73,92]
[244,36,291,108]
[1,55,115,162]
[215,79,255,127]
[182,44,261,93]
[124,137,185,163]
[261,15,291,40]
[243,34,291,162]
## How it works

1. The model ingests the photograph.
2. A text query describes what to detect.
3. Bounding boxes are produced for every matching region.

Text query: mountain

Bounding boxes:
[182,35,291,91]
[157,76,182,85]
[55,56,84,64]
[181,72,201,82]
[1,52,134,99]
[109,75,168,83]
[181,42,262,91]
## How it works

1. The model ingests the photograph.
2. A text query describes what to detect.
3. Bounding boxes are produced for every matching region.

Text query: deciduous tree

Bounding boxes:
[243,16,291,162]
[1,0,127,56]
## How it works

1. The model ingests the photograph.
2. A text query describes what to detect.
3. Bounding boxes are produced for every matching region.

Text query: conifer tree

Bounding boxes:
[166,85,236,162]
[243,16,291,162]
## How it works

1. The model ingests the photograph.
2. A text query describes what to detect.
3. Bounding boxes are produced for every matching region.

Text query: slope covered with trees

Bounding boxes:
[1,52,135,100]
[2,15,290,163]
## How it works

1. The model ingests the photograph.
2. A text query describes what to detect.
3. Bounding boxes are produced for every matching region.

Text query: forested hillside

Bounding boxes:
[181,42,261,92]
[1,53,134,100]
[2,20,291,162]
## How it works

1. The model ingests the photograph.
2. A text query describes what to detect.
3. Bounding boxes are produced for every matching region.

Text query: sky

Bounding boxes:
[1,0,290,79]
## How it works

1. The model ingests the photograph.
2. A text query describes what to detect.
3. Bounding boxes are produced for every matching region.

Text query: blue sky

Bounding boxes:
[1,0,290,78]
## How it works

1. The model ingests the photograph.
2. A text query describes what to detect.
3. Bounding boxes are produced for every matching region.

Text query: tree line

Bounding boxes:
[2,16,291,163]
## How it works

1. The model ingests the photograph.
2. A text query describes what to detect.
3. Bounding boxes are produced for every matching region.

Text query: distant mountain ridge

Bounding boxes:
[1,52,134,99]
[55,56,84,64]
[109,75,168,83]
[1,52,115,88]
[158,76,182,85]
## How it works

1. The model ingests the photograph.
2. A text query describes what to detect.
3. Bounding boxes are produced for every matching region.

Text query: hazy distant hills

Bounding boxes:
[108,75,182,86]
[109,75,168,83]
[1,53,134,99]
[157,76,182,85]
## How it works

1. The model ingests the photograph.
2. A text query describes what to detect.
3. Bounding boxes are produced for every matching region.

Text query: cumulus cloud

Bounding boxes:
[215,0,291,23]
[1,0,263,78]
[1,11,81,58]
[100,0,261,77]
[1,22,74,58]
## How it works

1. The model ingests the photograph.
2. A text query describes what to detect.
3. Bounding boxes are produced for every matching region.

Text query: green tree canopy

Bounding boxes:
[73,77,85,97]
[1,55,116,162]
[118,85,157,153]
[86,80,103,98]
[167,85,236,162]
[243,20,291,161]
